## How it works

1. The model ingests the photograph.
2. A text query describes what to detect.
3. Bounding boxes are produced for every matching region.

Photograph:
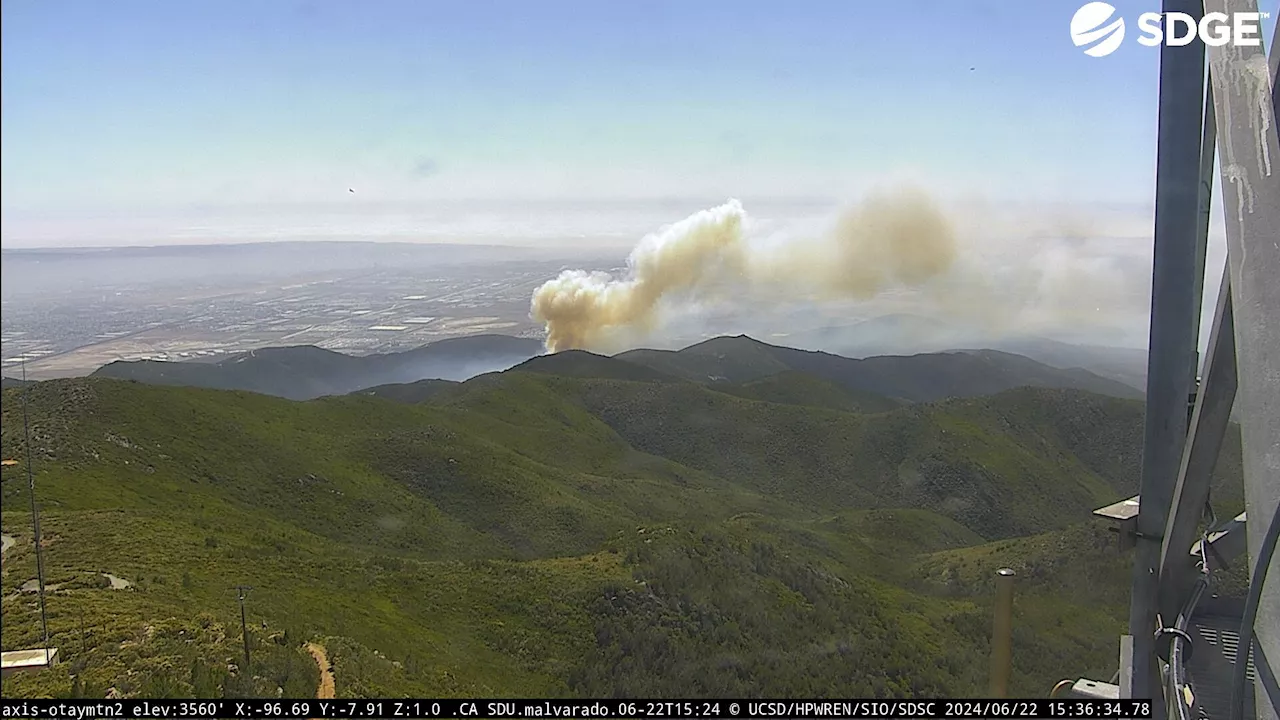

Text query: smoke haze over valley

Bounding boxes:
[3,227,1159,390]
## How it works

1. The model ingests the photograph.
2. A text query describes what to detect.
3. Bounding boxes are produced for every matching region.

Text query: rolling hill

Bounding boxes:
[616,335,1144,402]
[354,378,461,404]
[960,338,1148,392]
[90,334,543,401]
[766,314,1148,392]
[0,352,1243,700]
[712,371,907,414]
[83,333,1143,407]
[513,350,682,382]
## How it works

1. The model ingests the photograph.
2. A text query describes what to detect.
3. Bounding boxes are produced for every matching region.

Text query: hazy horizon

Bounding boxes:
[4,0,1271,363]
[5,0,1275,249]
[1,195,1177,250]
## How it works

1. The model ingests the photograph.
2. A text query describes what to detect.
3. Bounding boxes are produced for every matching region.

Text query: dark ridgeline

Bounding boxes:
[85,332,1145,404]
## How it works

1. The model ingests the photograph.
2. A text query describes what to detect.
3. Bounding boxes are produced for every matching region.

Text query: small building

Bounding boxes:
[1,648,58,678]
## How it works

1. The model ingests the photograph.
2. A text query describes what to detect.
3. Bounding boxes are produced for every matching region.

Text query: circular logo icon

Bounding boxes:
[1071,2,1126,57]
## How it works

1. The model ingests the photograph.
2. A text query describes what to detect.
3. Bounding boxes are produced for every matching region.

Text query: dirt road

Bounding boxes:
[305,642,335,699]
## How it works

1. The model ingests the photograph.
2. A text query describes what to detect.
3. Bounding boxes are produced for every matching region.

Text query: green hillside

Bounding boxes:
[0,368,1239,700]
[615,336,1143,402]
[616,338,792,383]
[515,350,682,383]
[355,378,461,404]
[712,371,906,414]
[930,387,1245,513]
[517,374,1164,539]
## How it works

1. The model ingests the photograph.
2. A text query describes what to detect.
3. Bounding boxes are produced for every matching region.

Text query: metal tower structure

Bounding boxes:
[1081,1,1279,719]
[0,362,58,678]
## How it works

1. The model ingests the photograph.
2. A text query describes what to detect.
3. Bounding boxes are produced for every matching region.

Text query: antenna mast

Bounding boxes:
[21,359,51,663]
[234,585,253,673]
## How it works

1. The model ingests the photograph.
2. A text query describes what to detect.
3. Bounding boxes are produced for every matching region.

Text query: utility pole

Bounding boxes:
[21,360,52,664]
[234,585,253,673]
[989,568,1016,698]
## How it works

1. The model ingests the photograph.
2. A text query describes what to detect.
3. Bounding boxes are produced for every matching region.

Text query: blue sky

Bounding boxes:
[1,0,1276,246]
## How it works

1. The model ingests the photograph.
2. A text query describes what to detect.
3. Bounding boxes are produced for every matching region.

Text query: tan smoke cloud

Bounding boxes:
[530,188,960,352]
[752,189,958,301]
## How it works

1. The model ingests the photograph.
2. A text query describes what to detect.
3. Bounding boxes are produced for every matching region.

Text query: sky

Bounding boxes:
[1,0,1277,247]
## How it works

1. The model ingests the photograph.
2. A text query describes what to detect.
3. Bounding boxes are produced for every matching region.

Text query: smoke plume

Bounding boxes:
[530,188,959,352]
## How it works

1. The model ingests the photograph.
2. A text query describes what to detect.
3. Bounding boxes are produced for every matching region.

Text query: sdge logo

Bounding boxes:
[1071,2,1269,57]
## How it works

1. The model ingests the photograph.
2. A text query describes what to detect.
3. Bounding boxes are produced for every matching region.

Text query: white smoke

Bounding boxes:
[531,189,956,352]
[529,188,1156,354]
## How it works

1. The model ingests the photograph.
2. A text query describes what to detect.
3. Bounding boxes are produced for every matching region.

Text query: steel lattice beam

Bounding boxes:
[1156,52,1237,623]
[1158,266,1236,618]
[1131,0,1211,710]
[1201,2,1280,720]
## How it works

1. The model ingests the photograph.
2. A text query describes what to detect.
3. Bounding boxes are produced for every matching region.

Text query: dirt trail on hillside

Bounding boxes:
[306,642,335,699]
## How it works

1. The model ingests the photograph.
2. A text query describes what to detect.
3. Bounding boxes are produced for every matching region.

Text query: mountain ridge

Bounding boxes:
[18,329,1148,406]
[90,333,542,400]
[0,353,1245,699]
[613,334,1143,403]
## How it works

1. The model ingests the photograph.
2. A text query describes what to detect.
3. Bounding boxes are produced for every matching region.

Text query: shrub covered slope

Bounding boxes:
[0,356,1244,699]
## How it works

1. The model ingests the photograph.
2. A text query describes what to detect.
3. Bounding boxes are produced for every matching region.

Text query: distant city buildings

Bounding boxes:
[1,262,558,379]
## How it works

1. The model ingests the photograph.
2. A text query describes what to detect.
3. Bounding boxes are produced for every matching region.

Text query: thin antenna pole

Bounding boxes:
[21,360,51,664]
[234,585,253,673]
